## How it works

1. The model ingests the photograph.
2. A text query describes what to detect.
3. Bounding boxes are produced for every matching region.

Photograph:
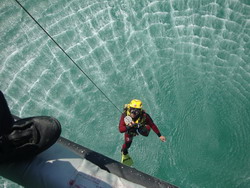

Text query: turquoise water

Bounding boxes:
[1,0,250,187]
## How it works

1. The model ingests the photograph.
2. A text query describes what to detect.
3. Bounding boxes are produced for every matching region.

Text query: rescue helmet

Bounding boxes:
[128,99,142,109]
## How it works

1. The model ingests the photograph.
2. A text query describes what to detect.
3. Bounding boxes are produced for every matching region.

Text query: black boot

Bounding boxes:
[0,91,61,163]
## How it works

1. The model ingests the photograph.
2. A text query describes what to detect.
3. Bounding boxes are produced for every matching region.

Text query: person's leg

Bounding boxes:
[121,133,133,155]
[138,125,151,136]
[0,91,14,136]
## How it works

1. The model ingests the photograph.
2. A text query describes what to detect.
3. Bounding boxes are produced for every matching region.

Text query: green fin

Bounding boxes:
[121,154,133,166]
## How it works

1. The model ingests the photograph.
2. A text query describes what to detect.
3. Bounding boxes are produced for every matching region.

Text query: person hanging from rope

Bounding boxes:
[119,99,166,166]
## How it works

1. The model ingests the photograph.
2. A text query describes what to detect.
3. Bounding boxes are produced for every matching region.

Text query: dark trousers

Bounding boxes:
[0,91,14,136]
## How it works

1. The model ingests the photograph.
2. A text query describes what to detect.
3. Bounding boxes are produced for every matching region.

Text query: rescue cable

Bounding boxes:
[15,0,122,114]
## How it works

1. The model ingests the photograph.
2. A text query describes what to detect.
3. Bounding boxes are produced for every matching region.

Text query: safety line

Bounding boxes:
[15,0,123,114]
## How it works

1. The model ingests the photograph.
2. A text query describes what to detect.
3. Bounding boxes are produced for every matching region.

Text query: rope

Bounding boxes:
[15,0,123,114]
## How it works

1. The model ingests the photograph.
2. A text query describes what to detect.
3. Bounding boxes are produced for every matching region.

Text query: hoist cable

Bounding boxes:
[15,0,123,114]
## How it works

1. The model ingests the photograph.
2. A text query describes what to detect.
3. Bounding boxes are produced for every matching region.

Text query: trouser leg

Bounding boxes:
[139,125,151,136]
[121,133,133,155]
[0,91,14,136]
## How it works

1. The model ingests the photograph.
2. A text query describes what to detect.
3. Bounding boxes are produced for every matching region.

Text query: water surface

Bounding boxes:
[0,0,250,187]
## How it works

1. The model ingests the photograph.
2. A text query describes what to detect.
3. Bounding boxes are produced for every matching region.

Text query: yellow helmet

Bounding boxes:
[128,99,143,109]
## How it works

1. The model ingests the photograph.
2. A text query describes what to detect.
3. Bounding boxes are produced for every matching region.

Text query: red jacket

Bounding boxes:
[119,113,162,137]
